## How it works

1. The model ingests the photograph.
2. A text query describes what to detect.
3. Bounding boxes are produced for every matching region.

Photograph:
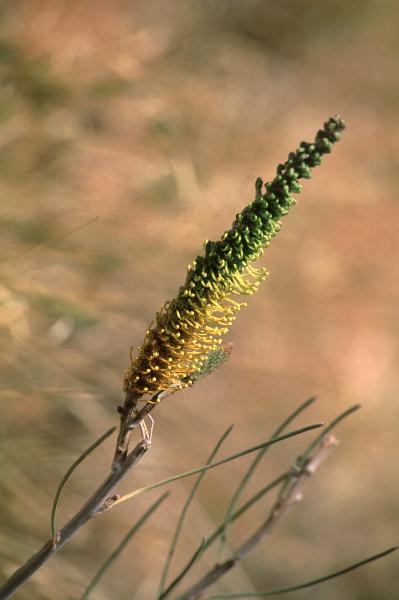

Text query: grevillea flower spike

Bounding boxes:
[124,116,345,403]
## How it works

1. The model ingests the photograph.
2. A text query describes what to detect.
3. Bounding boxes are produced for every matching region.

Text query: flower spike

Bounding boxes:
[124,116,346,401]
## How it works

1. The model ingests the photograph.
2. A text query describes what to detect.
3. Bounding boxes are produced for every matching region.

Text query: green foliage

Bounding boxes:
[88,76,132,99]
[89,252,124,276]
[0,216,54,245]
[183,344,233,384]
[0,38,69,113]
[143,173,180,206]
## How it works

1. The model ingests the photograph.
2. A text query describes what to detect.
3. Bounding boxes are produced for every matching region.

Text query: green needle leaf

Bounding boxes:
[81,492,169,599]
[160,539,207,600]
[219,397,316,554]
[204,546,398,598]
[301,404,361,462]
[111,422,324,508]
[158,425,234,596]
[160,473,287,599]
[50,426,116,540]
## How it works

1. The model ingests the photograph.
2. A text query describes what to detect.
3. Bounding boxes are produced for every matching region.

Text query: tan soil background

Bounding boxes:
[0,1,398,599]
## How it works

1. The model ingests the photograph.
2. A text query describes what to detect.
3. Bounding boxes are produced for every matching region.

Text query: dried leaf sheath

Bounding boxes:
[124,116,346,400]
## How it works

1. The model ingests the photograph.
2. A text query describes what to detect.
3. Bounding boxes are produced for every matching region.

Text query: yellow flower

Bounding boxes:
[124,116,346,401]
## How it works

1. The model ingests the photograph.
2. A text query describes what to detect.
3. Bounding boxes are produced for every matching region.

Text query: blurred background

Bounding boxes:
[0,1,398,599]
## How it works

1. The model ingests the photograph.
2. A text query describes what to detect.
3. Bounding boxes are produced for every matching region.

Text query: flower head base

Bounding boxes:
[124,116,346,401]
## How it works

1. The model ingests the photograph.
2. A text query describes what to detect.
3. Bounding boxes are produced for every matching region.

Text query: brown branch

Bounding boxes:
[175,434,339,600]
[112,390,154,470]
[0,394,156,600]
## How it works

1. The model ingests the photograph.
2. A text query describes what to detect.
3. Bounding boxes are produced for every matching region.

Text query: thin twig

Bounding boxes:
[0,417,321,598]
[112,390,151,470]
[113,389,175,472]
[0,385,161,599]
[175,434,338,600]
[0,437,151,600]
[163,399,353,598]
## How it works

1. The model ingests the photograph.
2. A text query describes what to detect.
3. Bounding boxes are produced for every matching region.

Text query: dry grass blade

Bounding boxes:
[2,216,99,263]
